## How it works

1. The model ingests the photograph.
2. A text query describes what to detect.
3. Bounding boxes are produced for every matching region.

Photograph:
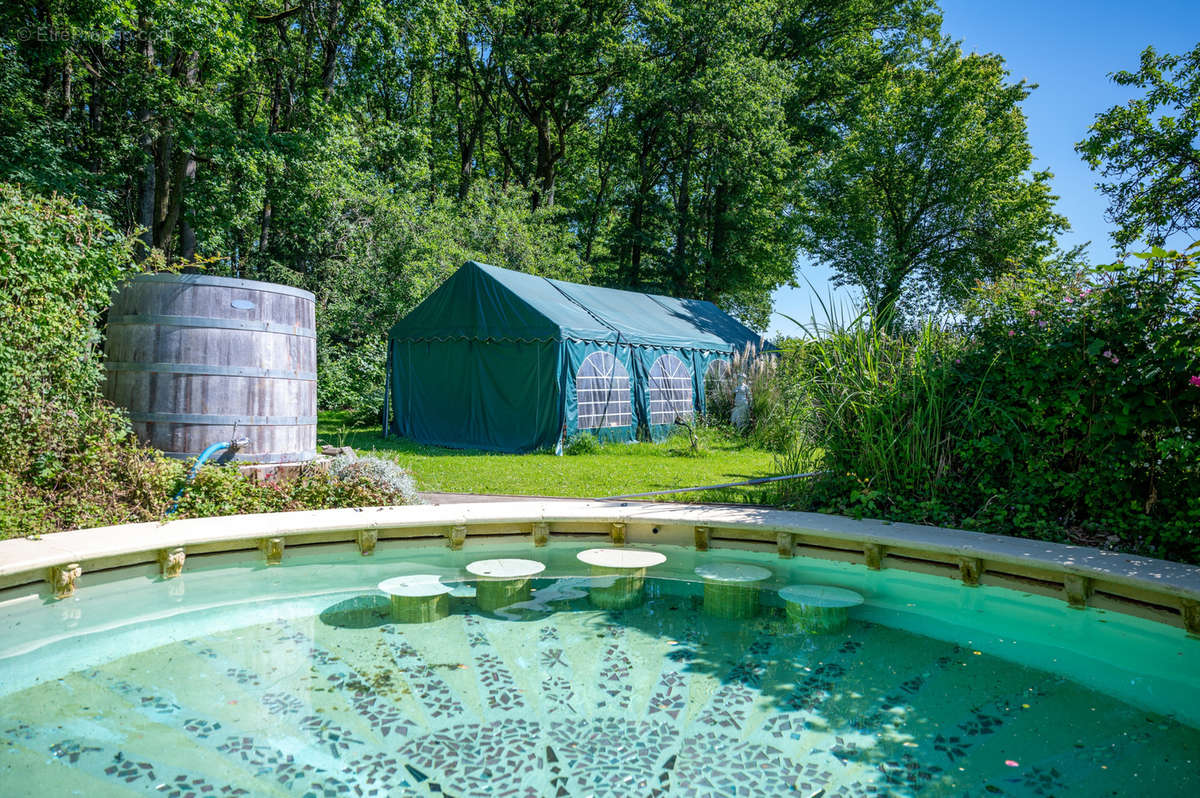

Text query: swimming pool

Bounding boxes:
[2,517,1198,797]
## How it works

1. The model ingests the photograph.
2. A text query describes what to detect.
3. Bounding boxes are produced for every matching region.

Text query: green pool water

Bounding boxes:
[1,542,1197,797]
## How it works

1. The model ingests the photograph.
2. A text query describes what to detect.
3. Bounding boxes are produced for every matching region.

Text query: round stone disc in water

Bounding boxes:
[576,548,666,569]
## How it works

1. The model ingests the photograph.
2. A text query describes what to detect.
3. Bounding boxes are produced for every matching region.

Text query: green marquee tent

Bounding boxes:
[383,261,764,452]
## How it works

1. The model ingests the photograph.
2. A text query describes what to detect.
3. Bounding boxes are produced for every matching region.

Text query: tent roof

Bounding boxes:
[389,261,764,351]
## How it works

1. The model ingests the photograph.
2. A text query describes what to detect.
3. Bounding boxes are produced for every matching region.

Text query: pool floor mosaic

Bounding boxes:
[2,584,1198,797]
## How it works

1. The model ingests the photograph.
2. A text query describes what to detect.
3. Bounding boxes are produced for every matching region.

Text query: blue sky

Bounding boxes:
[767,0,1200,337]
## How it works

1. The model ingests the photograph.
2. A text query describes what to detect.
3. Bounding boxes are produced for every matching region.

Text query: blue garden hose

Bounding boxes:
[166,437,250,516]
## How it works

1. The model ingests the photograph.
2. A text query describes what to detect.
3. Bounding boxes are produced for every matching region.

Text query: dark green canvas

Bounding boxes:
[385,261,762,452]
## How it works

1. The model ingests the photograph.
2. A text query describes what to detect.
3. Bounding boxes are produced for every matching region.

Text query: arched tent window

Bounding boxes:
[648,354,694,425]
[576,351,632,429]
[703,358,733,420]
[705,358,730,389]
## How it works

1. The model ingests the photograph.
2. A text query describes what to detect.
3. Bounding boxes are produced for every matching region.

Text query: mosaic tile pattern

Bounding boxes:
[2,584,1200,798]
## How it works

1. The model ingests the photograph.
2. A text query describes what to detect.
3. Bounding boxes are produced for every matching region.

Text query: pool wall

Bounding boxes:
[1,500,1197,634]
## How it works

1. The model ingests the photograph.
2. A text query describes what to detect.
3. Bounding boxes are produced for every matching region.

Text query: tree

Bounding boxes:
[474,0,637,210]
[799,42,1066,322]
[0,0,959,399]
[1077,43,1200,250]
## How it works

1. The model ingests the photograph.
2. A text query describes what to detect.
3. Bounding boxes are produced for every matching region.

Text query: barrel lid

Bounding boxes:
[123,272,315,302]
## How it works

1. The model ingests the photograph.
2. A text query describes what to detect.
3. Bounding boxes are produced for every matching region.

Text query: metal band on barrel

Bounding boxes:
[108,314,316,338]
[127,412,317,426]
[104,362,317,381]
[125,273,315,301]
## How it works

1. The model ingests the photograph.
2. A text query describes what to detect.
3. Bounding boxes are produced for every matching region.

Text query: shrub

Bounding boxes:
[330,454,421,505]
[318,338,388,424]
[564,433,603,456]
[0,183,421,537]
[0,183,140,409]
[952,248,1200,561]
[171,459,417,519]
[0,184,160,536]
[773,248,1200,564]
[0,398,182,536]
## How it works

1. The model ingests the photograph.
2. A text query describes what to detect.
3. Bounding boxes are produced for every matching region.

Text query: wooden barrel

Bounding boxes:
[103,273,317,463]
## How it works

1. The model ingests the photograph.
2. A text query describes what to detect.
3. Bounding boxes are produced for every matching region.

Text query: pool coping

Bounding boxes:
[1,501,1198,633]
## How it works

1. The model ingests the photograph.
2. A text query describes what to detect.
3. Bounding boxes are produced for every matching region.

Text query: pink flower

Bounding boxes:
[1028,309,1039,317]
[1064,297,1073,303]
[1007,330,1016,337]
[1103,350,1112,358]
[1111,356,1119,364]
[1189,376,1200,387]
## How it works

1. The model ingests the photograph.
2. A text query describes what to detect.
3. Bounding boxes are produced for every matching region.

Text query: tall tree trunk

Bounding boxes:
[320,0,341,100]
[531,111,556,209]
[152,125,173,248]
[874,270,906,328]
[671,125,694,295]
[625,126,658,287]
[458,124,479,200]
[155,145,187,251]
[259,44,284,265]
[153,51,198,259]
[88,71,103,174]
[135,16,156,260]
[708,178,731,298]
[428,68,438,206]
[259,193,272,256]
[628,194,644,287]
[456,88,483,201]
[179,156,198,262]
[61,58,72,120]
[584,153,611,262]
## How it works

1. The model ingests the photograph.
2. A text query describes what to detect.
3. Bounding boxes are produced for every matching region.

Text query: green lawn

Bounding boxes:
[318,412,785,505]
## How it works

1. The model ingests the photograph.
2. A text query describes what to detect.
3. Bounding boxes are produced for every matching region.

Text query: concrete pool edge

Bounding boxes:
[1,500,1197,633]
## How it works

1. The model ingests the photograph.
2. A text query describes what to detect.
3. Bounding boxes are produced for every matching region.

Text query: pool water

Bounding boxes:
[1,543,1197,796]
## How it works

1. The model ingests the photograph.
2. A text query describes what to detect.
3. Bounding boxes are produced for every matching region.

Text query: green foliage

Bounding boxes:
[315,183,587,413]
[0,399,181,537]
[800,41,1066,323]
[1077,43,1200,249]
[564,434,603,456]
[329,455,422,505]
[0,0,944,376]
[171,461,414,520]
[0,183,139,409]
[0,183,418,537]
[953,246,1200,561]
[319,339,388,421]
[773,315,981,513]
[0,183,154,536]
[776,248,1200,563]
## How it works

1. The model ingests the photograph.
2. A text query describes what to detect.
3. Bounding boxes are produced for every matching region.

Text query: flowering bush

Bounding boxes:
[784,247,1200,564]
[951,247,1200,561]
